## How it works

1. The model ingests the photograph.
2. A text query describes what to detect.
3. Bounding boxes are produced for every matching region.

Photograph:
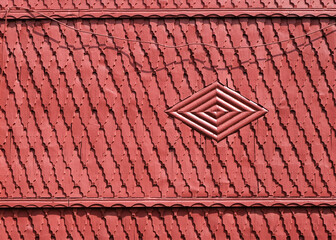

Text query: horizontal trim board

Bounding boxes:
[1,198,336,208]
[1,8,336,19]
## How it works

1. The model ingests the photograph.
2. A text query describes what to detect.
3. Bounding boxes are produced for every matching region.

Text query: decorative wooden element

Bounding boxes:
[166,82,267,141]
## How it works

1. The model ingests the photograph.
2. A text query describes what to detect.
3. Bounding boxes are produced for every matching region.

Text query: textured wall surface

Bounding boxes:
[0,3,336,238]
[2,0,336,9]
[0,207,336,239]
[0,17,335,202]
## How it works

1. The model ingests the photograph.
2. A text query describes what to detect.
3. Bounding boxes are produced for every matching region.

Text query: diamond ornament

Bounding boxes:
[166,82,268,141]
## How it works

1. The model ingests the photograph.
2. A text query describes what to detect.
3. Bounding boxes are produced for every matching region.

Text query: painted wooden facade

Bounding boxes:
[0,0,335,238]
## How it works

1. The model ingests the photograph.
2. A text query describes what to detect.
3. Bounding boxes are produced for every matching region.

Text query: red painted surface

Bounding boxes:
[0,1,336,239]
[0,207,335,239]
[1,0,335,10]
[2,8,336,19]
[1,16,335,201]
[167,81,267,141]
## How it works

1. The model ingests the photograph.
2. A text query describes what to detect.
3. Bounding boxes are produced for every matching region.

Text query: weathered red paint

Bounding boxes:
[0,1,335,239]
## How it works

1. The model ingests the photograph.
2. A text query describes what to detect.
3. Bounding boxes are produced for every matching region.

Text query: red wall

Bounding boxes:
[0,4,335,239]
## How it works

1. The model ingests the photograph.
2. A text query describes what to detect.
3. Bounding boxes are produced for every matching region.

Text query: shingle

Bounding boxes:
[1,8,336,238]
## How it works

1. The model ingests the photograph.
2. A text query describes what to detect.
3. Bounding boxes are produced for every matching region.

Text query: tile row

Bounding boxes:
[0,207,335,239]
[1,0,335,9]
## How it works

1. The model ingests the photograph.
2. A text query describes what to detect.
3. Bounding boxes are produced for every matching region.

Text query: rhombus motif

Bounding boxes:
[166,81,268,141]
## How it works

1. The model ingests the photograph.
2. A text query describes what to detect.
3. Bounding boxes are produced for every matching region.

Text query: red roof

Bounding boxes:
[0,207,335,239]
[1,16,335,204]
[0,1,335,238]
[1,0,336,10]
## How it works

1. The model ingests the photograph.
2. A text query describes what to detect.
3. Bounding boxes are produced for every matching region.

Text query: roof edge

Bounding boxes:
[1,197,336,208]
[1,8,336,20]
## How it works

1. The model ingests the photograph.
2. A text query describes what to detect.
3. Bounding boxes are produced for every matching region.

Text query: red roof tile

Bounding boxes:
[1,3,336,238]
[0,207,335,239]
[1,0,336,10]
[0,17,335,205]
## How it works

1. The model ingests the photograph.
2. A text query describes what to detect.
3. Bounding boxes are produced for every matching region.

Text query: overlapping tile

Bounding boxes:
[2,0,334,9]
[0,16,335,204]
[0,207,328,239]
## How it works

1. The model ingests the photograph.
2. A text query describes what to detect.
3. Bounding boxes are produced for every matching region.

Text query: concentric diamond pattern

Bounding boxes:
[167,82,268,141]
